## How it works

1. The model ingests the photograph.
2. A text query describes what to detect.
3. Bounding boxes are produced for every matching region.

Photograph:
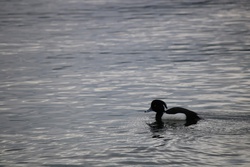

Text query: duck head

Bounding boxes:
[145,99,168,113]
[145,100,168,124]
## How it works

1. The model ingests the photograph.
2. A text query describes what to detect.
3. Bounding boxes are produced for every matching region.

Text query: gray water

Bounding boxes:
[0,0,250,166]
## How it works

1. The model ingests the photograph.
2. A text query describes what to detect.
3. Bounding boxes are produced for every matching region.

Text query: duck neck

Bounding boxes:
[155,112,163,123]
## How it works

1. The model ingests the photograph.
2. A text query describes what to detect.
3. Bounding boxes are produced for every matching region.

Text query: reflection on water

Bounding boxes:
[0,0,250,166]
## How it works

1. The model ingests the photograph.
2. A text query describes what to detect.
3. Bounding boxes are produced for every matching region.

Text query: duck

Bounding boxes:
[145,99,201,126]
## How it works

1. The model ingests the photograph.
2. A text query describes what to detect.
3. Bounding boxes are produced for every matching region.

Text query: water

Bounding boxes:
[0,0,250,166]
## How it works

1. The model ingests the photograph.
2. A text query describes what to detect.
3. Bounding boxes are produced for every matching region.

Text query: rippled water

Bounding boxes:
[0,0,250,166]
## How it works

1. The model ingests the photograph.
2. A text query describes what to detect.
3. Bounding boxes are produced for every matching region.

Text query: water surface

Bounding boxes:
[0,0,250,166]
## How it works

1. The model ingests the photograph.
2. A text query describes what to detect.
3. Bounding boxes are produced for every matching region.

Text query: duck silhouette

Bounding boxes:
[145,99,201,126]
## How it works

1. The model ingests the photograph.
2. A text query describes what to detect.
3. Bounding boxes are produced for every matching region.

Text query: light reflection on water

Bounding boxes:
[0,0,250,166]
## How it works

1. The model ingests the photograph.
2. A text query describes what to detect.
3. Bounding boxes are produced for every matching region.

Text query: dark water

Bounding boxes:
[0,0,250,166]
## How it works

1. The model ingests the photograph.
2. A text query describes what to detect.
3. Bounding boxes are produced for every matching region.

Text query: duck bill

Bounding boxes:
[145,107,153,113]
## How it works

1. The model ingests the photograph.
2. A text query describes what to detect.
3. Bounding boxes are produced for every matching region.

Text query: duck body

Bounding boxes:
[161,112,186,120]
[166,107,200,126]
[145,100,201,126]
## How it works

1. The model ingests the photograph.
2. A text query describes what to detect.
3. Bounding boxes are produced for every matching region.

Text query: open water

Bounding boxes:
[0,0,250,166]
